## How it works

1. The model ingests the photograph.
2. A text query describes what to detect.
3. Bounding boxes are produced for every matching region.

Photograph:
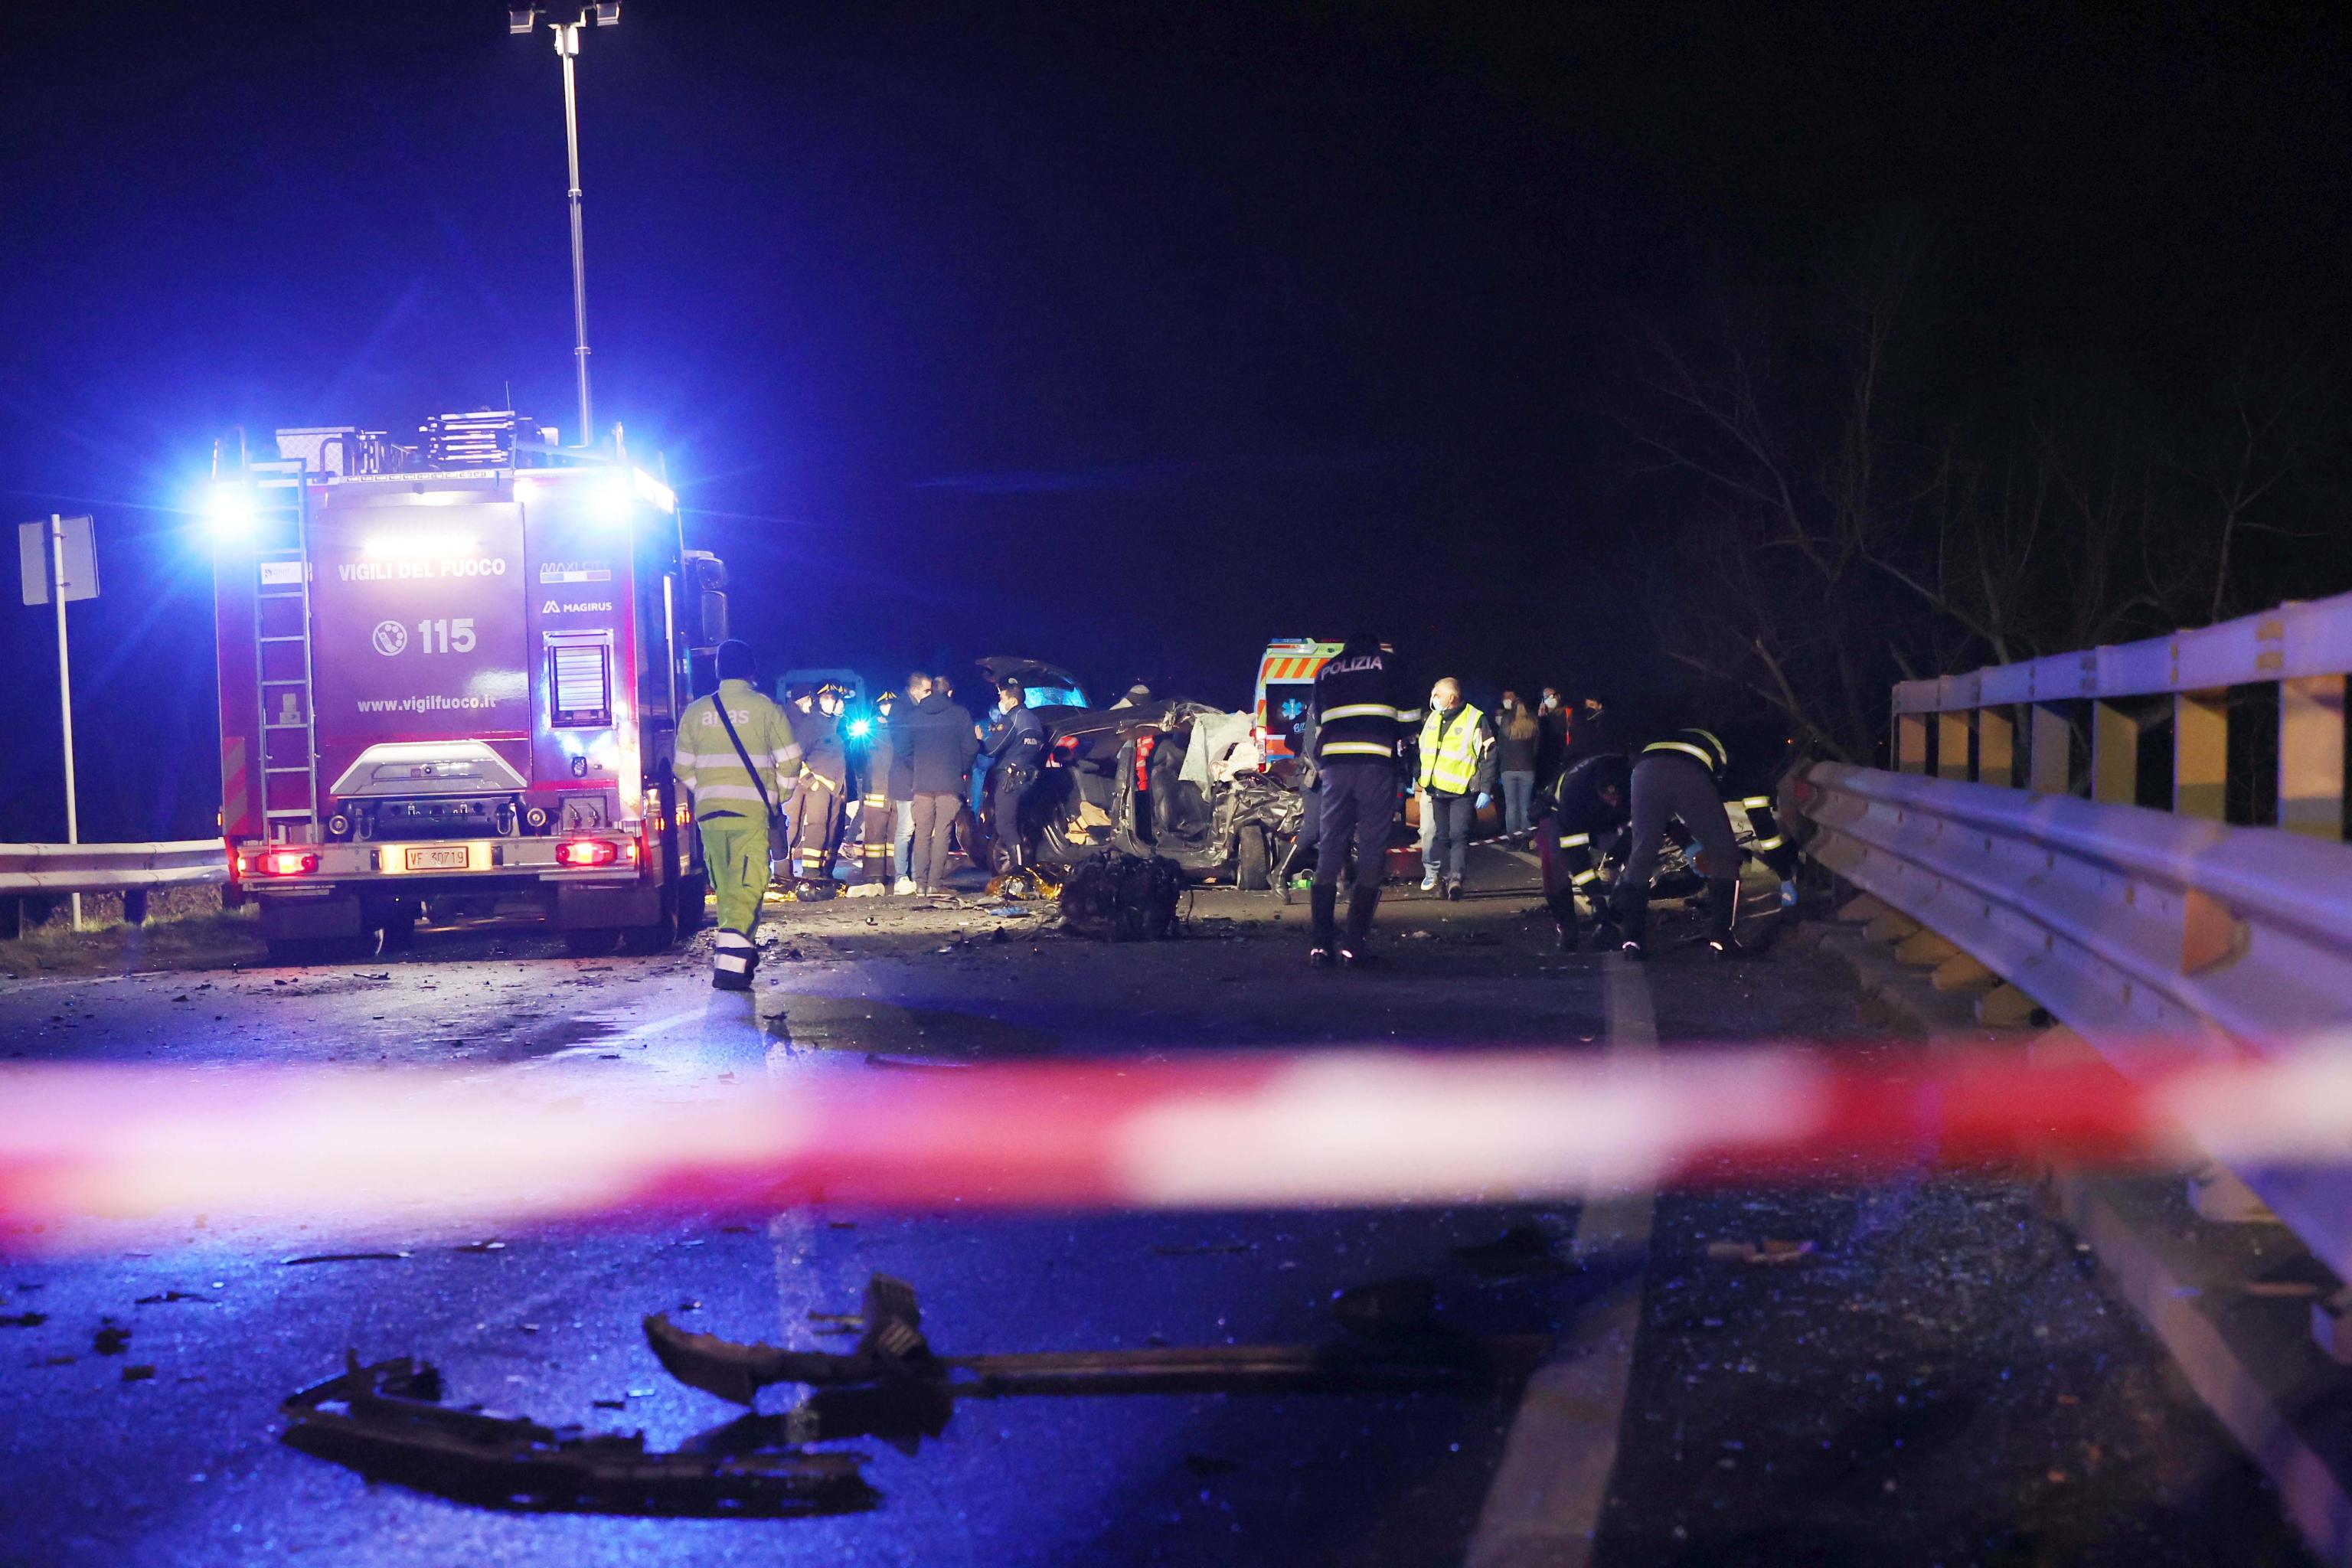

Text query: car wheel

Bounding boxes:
[1236,825,1272,890]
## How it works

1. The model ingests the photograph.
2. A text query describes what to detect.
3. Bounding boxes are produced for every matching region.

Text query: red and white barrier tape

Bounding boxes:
[2,1044,2347,1252]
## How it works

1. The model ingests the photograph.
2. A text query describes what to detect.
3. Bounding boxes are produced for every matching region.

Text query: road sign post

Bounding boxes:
[18,514,96,930]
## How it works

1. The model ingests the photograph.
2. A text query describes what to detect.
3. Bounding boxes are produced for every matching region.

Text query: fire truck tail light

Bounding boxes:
[262,851,318,877]
[556,839,621,867]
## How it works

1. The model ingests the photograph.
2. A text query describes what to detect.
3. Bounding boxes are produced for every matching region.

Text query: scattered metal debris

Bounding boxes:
[283,1251,412,1266]
[648,1272,1545,1419]
[121,1364,155,1383]
[0,1312,47,1328]
[1451,1223,1570,1277]
[279,1354,873,1517]
[135,1290,214,1305]
[93,1322,131,1355]
[1704,1238,1818,1266]
[1330,1276,1440,1341]
[1151,1241,1253,1256]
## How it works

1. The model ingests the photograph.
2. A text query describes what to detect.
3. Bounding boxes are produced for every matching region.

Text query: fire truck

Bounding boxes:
[209,415,726,961]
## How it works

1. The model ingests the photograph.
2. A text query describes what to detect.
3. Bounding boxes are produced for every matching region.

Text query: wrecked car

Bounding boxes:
[991,687,1307,888]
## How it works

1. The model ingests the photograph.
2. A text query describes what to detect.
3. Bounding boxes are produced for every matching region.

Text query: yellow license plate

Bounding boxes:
[404,844,472,871]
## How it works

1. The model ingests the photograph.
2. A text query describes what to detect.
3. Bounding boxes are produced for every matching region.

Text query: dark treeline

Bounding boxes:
[1612,227,2349,763]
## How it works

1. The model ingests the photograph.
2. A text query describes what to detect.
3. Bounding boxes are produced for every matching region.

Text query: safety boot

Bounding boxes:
[1611,882,1648,962]
[711,929,758,991]
[1339,885,1383,965]
[1308,884,1340,965]
[1704,878,1753,958]
[1545,889,1582,953]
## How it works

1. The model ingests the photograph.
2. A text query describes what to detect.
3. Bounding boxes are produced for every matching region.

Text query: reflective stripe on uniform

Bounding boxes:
[1321,740,1396,757]
[801,770,839,792]
[1322,702,1400,720]
[694,782,773,805]
[1643,740,1720,770]
[775,743,803,766]
[714,950,753,974]
[1740,795,1772,809]
[1557,831,1591,848]
[1751,835,1785,851]
[1571,869,1601,886]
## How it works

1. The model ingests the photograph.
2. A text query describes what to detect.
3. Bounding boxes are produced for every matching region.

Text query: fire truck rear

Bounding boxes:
[210,416,725,961]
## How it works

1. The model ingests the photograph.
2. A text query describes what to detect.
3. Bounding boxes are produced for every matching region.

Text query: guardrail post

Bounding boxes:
[0,897,16,942]
[1895,710,1927,775]
[1936,710,1971,783]
[2280,675,2347,841]
[2091,700,2140,806]
[1977,707,2015,787]
[122,888,148,926]
[2174,689,2229,821]
[2027,704,2072,795]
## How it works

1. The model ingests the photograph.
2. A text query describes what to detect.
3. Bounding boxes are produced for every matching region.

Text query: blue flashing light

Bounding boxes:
[846,717,874,740]
[591,479,632,524]
[204,483,256,541]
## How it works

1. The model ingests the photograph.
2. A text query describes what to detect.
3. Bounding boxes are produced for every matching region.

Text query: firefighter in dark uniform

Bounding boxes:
[1304,635,1416,965]
[1537,749,1633,952]
[1611,727,1762,960]
[854,691,898,890]
[979,678,1046,872]
[785,684,851,897]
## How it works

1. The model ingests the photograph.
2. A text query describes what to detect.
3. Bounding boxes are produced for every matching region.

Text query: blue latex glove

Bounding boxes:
[1475,791,1492,812]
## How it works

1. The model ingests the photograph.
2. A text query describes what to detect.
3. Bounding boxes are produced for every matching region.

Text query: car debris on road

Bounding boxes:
[645,1272,1547,1413]
[279,1353,874,1517]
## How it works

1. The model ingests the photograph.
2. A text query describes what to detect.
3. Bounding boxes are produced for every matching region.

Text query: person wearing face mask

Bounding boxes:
[783,683,851,898]
[1495,691,1541,837]
[1534,687,1569,786]
[1415,678,1498,900]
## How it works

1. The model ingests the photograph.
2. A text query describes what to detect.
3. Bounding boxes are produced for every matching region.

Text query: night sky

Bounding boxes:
[2,2,2347,839]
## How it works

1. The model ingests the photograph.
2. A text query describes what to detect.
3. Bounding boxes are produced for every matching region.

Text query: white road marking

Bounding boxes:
[1465,953,1658,1568]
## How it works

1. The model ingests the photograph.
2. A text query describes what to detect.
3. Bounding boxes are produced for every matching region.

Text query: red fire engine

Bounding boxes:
[210,416,724,961]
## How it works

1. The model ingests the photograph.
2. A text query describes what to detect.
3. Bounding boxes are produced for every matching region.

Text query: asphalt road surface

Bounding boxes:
[0,849,2317,1566]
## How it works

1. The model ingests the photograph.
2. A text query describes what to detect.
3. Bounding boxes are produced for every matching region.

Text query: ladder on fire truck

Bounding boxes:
[247,458,321,841]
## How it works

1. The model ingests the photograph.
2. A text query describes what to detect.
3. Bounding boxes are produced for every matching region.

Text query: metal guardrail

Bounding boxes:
[1883,588,2349,836]
[1778,766,2352,1279]
[0,840,228,936]
[1795,587,2352,1276]
[1795,759,2352,1278]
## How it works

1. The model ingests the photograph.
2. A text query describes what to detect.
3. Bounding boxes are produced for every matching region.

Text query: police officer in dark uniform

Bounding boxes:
[979,678,1047,871]
[1610,727,1766,960]
[1304,635,1416,965]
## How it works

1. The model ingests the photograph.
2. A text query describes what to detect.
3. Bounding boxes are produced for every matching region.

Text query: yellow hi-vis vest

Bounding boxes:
[1418,704,1487,795]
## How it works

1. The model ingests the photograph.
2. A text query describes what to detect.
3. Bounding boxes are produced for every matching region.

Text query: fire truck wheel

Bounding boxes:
[674,871,707,935]
[563,928,622,959]
[618,913,677,956]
